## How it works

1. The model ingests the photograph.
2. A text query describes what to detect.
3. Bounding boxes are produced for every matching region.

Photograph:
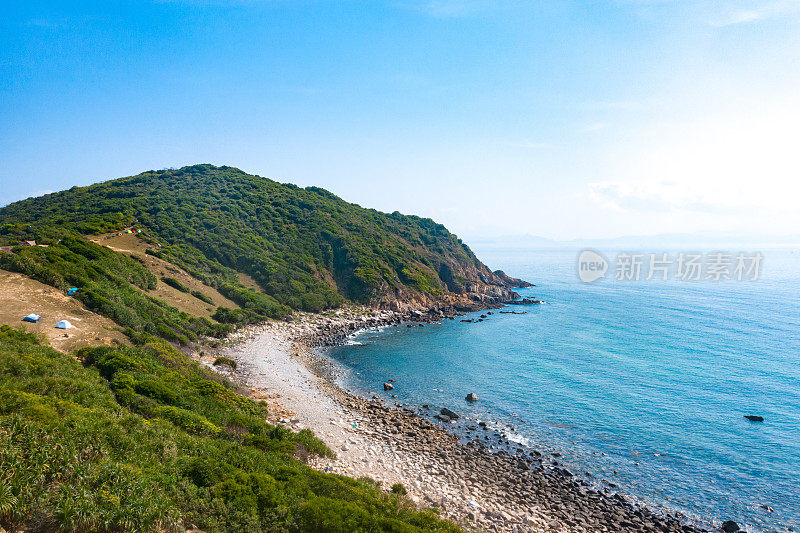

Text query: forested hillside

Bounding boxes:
[0,165,526,318]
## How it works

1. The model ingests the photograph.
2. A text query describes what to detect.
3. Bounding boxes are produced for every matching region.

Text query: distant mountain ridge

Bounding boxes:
[0,165,528,319]
[468,233,800,250]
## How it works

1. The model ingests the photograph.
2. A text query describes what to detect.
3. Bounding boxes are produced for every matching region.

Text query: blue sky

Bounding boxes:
[2,1,799,240]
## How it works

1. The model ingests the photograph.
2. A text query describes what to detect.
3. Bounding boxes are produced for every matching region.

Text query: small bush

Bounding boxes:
[134,379,180,405]
[161,276,189,293]
[213,356,237,370]
[191,290,214,304]
[212,307,262,325]
[154,405,220,436]
[391,482,408,495]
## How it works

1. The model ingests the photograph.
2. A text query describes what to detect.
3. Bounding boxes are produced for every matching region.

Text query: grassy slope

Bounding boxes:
[0,269,128,352]
[0,235,232,344]
[0,326,460,532]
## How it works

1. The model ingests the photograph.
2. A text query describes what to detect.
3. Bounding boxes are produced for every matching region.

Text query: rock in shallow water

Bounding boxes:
[744,415,763,422]
[383,382,394,391]
[721,520,740,532]
[465,393,479,402]
[441,407,460,420]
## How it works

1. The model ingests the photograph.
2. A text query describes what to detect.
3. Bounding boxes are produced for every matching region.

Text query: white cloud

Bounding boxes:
[710,0,800,27]
[588,180,744,212]
[586,96,800,235]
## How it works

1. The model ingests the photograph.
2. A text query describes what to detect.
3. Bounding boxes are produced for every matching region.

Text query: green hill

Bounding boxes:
[0,165,523,532]
[0,165,527,342]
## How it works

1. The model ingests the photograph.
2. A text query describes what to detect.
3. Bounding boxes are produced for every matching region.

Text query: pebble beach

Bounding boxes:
[208,308,710,533]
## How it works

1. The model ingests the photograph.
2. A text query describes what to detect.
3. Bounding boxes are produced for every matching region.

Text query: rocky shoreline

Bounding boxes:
[213,305,714,533]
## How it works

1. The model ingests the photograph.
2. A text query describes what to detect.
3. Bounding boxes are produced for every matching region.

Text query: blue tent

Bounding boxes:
[22,313,41,323]
[67,288,79,295]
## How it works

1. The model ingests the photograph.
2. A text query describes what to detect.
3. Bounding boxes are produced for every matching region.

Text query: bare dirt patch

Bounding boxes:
[89,232,239,318]
[0,269,128,352]
[236,271,262,292]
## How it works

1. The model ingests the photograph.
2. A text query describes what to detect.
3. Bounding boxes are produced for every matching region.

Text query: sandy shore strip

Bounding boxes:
[204,309,709,533]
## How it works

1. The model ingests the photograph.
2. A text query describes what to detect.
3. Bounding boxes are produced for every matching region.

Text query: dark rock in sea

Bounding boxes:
[383,382,394,391]
[422,404,430,409]
[721,520,740,532]
[760,504,774,513]
[387,379,396,383]
[744,415,764,422]
[465,393,479,402]
[434,414,452,423]
[440,408,460,420]
[507,296,542,305]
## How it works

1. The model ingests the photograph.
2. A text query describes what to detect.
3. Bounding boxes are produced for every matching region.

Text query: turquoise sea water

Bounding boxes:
[327,247,800,532]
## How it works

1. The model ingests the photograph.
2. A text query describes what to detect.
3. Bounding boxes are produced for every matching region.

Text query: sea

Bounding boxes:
[325,246,800,532]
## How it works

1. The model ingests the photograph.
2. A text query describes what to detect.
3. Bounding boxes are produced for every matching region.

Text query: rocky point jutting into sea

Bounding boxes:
[206,303,712,533]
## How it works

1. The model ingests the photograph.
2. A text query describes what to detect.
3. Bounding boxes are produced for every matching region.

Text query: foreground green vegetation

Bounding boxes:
[0,326,460,532]
[0,164,491,314]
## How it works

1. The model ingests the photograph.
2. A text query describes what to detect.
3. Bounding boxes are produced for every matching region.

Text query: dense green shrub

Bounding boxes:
[161,276,190,293]
[212,306,263,325]
[392,483,408,495]
[0,330,461,532]
[191,289,214,304]
[213,356,237,370]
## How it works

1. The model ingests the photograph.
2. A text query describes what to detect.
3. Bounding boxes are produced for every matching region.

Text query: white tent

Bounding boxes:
[55,320,75,329]
[22,313,41,323]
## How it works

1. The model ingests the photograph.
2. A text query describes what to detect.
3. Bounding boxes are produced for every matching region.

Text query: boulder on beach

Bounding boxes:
[440,407,460,420]
[383,382,394,391]
[721,520,740,533]
[465,393,479,402]
[744,415,763,422]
